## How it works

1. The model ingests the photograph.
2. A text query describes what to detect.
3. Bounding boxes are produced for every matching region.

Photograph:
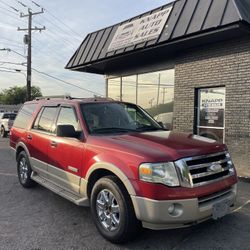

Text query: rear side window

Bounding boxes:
[13,104,37,129]
[33,106,58,133]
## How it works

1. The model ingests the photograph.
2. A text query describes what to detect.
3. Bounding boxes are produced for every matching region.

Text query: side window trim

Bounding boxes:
[31,105,59,134]
[54,105,83,138]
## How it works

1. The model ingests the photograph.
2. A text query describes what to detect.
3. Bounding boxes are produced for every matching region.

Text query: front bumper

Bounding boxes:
[131,184,237,230]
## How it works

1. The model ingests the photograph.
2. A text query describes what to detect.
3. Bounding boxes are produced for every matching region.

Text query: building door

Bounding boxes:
[196,87,225,142]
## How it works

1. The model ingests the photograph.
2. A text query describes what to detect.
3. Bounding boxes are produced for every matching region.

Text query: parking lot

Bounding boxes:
[0,137,249,250]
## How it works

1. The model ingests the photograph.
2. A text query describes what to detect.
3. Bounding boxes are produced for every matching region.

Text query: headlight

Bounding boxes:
[225,152,236,174]
[139,162,179,187]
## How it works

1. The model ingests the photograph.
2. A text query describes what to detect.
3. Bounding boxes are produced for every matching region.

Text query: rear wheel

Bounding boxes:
[17,151,37,188]
[0,126,7,138]
[90,176,141,243]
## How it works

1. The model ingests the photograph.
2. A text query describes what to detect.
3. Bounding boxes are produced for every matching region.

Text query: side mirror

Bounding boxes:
[56,125,78,138]
[158,121,164,128]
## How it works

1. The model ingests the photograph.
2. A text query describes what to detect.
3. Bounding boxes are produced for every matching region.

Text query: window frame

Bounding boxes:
[54,105,83,136]
[31,105,59,134]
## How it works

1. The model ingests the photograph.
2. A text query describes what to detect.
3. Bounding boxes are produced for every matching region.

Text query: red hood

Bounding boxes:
[88,131,226,162]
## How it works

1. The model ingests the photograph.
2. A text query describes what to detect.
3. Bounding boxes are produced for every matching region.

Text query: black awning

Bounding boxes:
[66,0,250,75]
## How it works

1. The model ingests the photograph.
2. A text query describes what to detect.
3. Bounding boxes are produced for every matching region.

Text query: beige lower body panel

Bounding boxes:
[30,157,48,179]
[131,185,237,230]
[30,157,87,198]
[47,164,81,194]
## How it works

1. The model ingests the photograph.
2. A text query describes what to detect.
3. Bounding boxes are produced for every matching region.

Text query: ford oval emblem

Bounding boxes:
[208,163,222,172]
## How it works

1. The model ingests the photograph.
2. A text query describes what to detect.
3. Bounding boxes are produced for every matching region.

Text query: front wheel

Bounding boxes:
[90,176,141,243]
[17,151,37,188]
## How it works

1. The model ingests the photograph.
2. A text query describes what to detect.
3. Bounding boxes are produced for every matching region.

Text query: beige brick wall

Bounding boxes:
[173,36,250,177]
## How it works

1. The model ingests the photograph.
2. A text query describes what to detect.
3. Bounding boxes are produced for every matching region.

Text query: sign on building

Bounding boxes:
[108,6,173,52]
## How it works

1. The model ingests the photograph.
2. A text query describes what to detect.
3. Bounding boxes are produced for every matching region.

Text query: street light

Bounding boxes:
[0,48,27,59]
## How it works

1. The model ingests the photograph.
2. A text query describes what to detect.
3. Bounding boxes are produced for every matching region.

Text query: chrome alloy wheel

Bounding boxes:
[19,157,29,183]
[96,189,120,231]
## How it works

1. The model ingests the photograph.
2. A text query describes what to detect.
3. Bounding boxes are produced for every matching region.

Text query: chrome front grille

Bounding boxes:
[175,151,235,188]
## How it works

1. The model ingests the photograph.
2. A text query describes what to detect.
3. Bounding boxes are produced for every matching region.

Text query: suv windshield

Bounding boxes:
[81,102,163,134]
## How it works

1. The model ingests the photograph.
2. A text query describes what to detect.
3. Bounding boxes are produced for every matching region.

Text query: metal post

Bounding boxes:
[27,10,32,101]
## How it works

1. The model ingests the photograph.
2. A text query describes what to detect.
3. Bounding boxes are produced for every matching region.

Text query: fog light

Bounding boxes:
[168,203,183,217]
[168,204,175,214]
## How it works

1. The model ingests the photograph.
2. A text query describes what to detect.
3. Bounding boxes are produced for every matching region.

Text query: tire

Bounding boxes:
[90,176,141,243]
[17,151,37,188]
[0,126,7,138]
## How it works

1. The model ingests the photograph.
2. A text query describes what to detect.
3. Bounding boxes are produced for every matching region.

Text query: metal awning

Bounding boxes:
[65,0,250,75]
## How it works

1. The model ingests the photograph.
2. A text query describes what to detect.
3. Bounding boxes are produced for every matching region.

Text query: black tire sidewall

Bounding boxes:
[0,127,6,138]
[17,151,35,188]
[90,177,132,243]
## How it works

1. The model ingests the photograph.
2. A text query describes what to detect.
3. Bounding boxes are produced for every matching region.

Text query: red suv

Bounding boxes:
[10,96,237,243]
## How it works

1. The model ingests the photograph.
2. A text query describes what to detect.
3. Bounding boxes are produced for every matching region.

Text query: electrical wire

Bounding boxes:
[29,0,82,40]
[0,0,19,12]
[31,67,103,96]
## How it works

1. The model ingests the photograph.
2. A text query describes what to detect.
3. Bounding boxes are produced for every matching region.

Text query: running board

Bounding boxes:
[31,173,89,206]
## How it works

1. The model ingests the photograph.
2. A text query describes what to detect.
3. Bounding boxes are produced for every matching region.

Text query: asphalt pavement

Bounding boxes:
[0,138,249,250]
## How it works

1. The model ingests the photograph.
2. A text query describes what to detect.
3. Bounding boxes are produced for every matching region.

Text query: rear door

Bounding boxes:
[47,105,84,194]
[27,105,58,179]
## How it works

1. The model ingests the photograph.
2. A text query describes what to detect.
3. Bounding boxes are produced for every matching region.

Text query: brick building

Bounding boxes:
[66,0,250,176]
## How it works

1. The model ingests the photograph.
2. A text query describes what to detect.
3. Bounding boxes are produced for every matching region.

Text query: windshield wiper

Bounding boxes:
[136,125,164,132]
[91,127,136,134]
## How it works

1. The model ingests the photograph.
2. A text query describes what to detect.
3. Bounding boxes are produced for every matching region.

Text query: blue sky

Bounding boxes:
[0,0,171,97]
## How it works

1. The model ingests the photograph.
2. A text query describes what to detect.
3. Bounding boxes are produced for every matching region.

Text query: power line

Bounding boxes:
[29,0,82,40]
[0,41,24,49]
[0,4,19,16]
[0,48,26,58]
[0,61,25,66]
[0,0,19,12]
[32,67,103,96]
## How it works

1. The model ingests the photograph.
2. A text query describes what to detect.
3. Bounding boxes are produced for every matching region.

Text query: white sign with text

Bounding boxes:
[108,6,173,52]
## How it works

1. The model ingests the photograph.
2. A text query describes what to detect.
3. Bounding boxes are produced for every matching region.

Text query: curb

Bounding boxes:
[238,176,250,183]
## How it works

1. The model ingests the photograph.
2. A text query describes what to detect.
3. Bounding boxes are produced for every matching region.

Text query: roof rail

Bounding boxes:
[35,95,72,101]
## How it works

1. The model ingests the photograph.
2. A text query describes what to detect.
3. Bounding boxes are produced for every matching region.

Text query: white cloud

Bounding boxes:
[0,0,171,98]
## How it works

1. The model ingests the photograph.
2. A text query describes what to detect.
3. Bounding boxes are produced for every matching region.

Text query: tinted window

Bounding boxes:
[56,106,81,132]
[3,113,16,120]
[13,104,37,129]
[34,107,57,133]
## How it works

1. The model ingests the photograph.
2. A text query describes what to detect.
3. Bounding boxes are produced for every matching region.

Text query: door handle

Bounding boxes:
[27,134,32,140]
[50,141,57,148]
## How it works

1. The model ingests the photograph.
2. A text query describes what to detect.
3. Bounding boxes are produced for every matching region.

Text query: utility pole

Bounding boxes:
[18,8,45,101]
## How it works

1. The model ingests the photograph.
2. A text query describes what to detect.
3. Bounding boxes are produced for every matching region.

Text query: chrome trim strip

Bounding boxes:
[183,151,227,162]
[191,166,230,179]
[192,174,234,187]
[189,159,228,170]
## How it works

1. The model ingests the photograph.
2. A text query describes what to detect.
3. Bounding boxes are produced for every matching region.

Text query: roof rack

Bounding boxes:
[35,95,72,101]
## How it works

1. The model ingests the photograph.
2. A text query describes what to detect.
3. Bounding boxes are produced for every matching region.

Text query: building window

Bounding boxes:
[107,77,121,101]
[196,87,225,142]
[122,75,137,104]
[107,69,175,130]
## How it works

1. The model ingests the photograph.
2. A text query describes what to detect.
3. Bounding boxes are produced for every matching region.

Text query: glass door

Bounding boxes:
[196,87,225,142]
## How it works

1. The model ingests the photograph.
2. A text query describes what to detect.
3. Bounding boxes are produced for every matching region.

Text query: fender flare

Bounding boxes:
[15,141,30,159]
[84,162,136,196]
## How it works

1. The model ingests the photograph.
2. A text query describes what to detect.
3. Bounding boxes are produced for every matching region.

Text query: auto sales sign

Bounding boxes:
[108,6,173,52]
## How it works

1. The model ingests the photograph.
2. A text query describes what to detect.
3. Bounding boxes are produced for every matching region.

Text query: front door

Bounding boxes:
[195,87,226,143]
[47,105,84,194]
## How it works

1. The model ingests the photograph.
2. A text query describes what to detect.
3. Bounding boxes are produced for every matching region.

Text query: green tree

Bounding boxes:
[0,85,42,104]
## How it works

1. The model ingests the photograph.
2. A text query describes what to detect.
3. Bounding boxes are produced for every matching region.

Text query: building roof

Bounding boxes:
[66,0,250,75]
